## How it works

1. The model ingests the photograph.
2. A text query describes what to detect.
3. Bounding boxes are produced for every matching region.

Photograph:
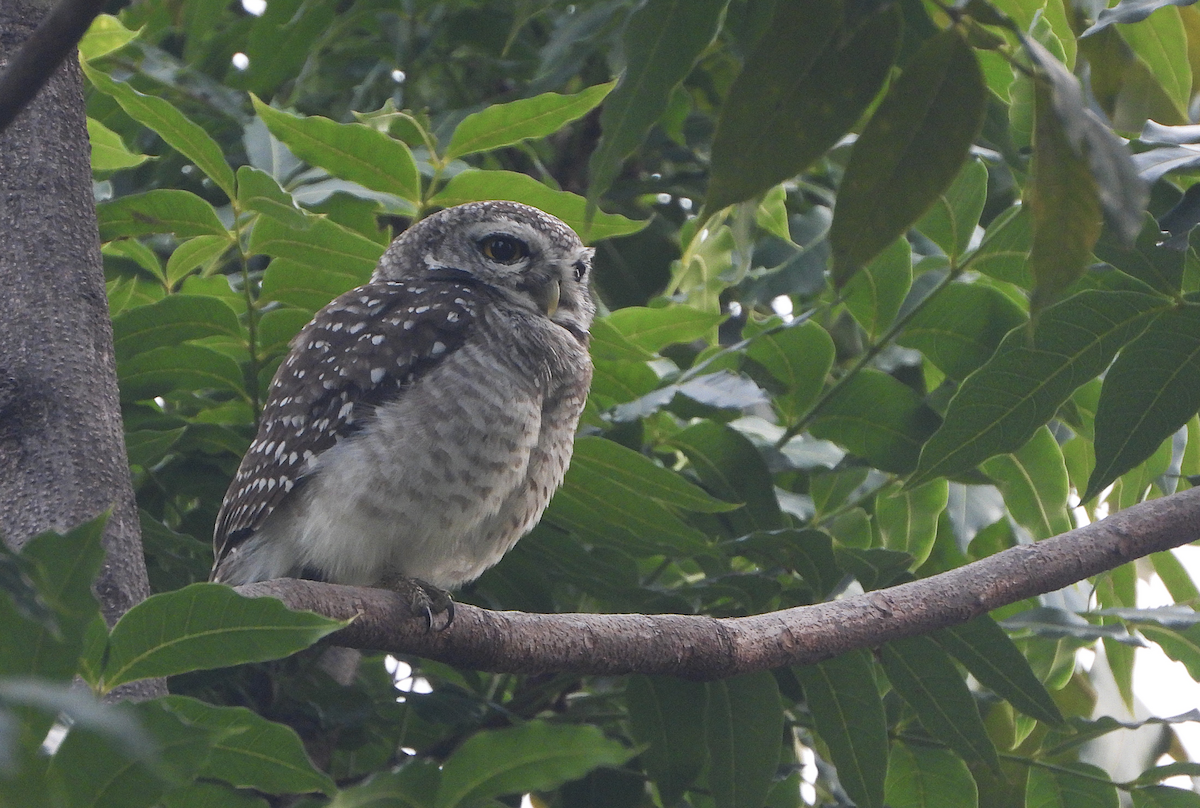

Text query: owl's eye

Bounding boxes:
[479,235,528,264]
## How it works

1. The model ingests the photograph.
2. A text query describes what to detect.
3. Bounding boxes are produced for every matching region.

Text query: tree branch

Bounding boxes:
[0,0,105,135]
[238,485,1200,680]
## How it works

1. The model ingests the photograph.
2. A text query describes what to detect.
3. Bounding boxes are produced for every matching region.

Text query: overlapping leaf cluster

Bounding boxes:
[8,0,1200,805]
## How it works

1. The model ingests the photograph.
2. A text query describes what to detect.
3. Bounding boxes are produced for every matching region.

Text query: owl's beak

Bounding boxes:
[530,277,560,317]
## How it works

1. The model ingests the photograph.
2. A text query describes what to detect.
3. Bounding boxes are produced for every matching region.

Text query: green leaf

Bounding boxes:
[105,238,167,284]
[111,295,242,361]
[249,214,383,275]
[327,763,441,808]
[1025,37,1146,251]
[603,306,726,353]
[47,699,217,808]
[1087,304,1200,500]
[795,651,888,808]
[100,583,345,690]
[1085,0,1197,34]
[588,320,654,362]
[876,479,948,567]
[260,258,370,313]
[843,236,912,342]
[936,615,1063,725]
[435,721,632,808]
[118,344,246,401]
[125,428,185,468]
[897,281,1026,381]
[1096,214,1183,295]
[166,235,233,288]
[880,635,1000,771]
[97,190,228,240]
[78,13,140,61]
[1142,624,1200,680]
[972,204,1033,288]
[911,290,1167,486]
[0,517,107,695]
[885,742,977,808]
[626,675,708,806]
[809,370,941,474]
[744,319,835,421]
[980,426,1072,540]
[756,185,791,242]
[257,308,313,357]
[160,696,336,795]
[704,672,783,808]
[161,782,270,808]
[1028,80,1104,311]
[1133,785,1200,808]
[1119,7,1191,118]
[252,96,420,204]
[572,437,738,514]
[670,420,784,533]
[587,0,728,200]
[238,0,336,96]
[1026,762,1118,808]
[82,63,235,198]
[429,170,647,243]
[446,81,616,160]
[87,117,150,172]
[236,166,312,230]
[831,29,987,285]
[915,158,989,261]
[704,0,900,214]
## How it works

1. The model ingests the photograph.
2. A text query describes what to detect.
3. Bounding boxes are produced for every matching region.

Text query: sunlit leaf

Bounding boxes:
[87,117,150,172]
[83,63,235,197]
[429,170,647,243]
[97,190,228,240]
[446,81,615,160]
[252,96,420,205]
[100,584,345,690]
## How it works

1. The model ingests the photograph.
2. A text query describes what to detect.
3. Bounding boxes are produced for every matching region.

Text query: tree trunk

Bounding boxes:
[0,1,150,630]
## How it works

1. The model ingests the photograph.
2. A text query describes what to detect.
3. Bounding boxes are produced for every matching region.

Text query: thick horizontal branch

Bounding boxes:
[238,485,1200,680]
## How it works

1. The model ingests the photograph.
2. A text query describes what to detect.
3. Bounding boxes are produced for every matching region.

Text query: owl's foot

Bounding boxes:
[381,576,455,632]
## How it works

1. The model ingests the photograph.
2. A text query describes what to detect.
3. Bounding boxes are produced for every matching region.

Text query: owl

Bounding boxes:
[211,201,595,617]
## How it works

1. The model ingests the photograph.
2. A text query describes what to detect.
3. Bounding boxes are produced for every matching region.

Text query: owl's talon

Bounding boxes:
[406,578,455,632]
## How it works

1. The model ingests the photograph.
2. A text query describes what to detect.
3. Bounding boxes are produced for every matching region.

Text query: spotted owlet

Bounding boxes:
[211,201,594,608]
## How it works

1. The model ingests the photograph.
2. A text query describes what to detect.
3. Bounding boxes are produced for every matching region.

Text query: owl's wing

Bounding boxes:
[212,277,479,569]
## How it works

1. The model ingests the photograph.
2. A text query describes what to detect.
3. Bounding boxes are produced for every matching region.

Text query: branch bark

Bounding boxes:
[0,0,105,135]
[239,482,1200,680]
[0,1,153,635]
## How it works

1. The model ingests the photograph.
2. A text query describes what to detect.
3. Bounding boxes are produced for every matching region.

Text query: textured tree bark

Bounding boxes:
[241,484,1200,679]
[0,2,151,632]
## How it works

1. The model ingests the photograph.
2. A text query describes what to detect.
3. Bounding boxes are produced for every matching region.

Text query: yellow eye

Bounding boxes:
[480,235,528,264]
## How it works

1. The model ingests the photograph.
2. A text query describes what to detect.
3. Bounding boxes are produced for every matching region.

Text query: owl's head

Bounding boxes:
[375,201,596,338]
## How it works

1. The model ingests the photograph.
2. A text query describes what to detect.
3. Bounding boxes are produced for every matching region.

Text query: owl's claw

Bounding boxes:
[398,578,454,632]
